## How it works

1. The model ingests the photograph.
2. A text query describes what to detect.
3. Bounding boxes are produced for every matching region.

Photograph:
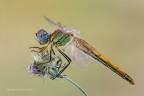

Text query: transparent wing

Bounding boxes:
[43,16,80,35]
[60,42,95,67]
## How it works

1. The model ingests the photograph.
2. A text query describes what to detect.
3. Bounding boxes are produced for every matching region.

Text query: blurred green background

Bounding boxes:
[0,0,144,96]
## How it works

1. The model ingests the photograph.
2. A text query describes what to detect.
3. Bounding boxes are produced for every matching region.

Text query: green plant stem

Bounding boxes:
[60,75,88,96]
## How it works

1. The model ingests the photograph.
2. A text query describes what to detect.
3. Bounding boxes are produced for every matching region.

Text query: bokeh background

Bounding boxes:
[0,0,144,96]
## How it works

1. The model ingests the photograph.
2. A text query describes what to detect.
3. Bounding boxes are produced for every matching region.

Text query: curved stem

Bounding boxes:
[59,75,88,96]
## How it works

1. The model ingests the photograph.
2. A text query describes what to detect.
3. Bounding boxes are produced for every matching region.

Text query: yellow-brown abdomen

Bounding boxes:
[75,37,135,85]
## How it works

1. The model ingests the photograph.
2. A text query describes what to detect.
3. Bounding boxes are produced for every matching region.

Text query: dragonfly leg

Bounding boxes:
[29,46,41,53]
[55,48,72,77]
[49,45,55,61]
[29,46,42,49]
[29,46,48,53]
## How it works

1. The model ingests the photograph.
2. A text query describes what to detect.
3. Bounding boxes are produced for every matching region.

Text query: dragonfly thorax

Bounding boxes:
[50,30,72,47]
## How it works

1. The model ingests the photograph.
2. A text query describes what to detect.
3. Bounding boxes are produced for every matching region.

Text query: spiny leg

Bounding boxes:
[29,46,42,49]
[58,48,71,62]
[29,46,42,53]
[49,45,55,61]
[55,48,72,77]
[29,46,48,53]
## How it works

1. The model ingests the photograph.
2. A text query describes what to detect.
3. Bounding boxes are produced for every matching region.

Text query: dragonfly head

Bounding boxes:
[35,29,49,45]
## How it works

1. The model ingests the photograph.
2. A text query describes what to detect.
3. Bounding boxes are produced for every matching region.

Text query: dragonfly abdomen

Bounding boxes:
[75,37,135,85]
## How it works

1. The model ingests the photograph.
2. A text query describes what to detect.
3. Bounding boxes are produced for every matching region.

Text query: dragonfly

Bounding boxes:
[30,16,135,85]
